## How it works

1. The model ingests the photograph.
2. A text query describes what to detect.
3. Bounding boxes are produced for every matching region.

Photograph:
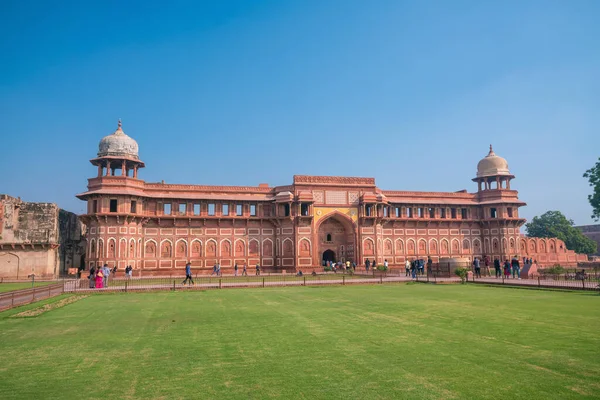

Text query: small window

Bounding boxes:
[236,204,243,216]
[110,199,118,213]
[301,203,309,216]
[490,208,497,218]
[461,208,468,219]
[130,201,137,214]
[222,204,229,216]
[429,208,435,218]
[263,204,272,217]
[93,200,98,213]
[507,207,513,218]
[395,207,400,217]
[440,208,446,218]
[208,203,215,216]
[451,208,457,219]
[179,203,186,215]
[383,207,388,217]
[418,207,424,218]
[250,204,257,216]
[193,204,200,215]
[163,203,171,215]
[407,207,413,218]
[366,205,372,217]
[326,233,332,242]
[284,204,290,217]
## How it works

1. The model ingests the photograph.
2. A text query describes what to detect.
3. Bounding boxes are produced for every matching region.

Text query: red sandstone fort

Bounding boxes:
[69,121,587,276]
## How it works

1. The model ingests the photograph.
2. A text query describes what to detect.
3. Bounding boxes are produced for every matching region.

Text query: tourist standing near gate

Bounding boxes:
[182,262,194,286]
[365,259,370,272]
[511,257,520,279]
[383,259,388,270]
[255,264,260,276]
[418,259,425,275]
[473,257,481,278]
[216,263,221,276]
[494,258,501,278]
[102,264,110,287]
[427,256,433,275]
[234,263,238,277]
[410,259,417,279]
[484,255,491,276]
[405,259,411,277]
[211,263,217,276]
[242,263,248,276]
[95,268,104,288]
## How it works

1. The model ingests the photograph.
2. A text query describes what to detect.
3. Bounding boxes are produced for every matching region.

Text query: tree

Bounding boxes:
[525,211,597,255]
[583,158,600,221]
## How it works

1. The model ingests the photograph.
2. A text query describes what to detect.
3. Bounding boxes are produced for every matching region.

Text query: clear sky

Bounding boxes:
[1,0,599,227]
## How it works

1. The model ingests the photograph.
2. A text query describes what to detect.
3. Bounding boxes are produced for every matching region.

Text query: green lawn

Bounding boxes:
[0,281,57,293]
[0,285,599,399]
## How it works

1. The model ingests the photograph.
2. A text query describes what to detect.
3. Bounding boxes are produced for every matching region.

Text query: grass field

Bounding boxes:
[0,285,599,399]
[0,281,57,293]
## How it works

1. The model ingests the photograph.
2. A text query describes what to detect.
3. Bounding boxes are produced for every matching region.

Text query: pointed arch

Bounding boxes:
[539,239,547,253]
[89,239,97,258]
[176,238,188,258]
[395,238,404,255]
[451,238,460,254]
[98,238,104,258]
[138,238,142,258]
[440,239,449,255]
[483,238,490,254]
[406,238,416,255]
[383,238,393,255]
[107,238,116,258]
[417,239,427,255]
[220,239,232,258]
[492,238,499,253]
[119,238,127,258]
[281,238,292,257]
[462,238,470,254]
[472,238,481,254]
[206,239,217,257]
[248,238,259,256]
[191,239,202,258]
[428,238,438,255]
[234,238,246,257]
[144,239,157,258]
[363,237,375,256]
[298,238,311,257]
[129,238,136,259]
[160,239,173,258]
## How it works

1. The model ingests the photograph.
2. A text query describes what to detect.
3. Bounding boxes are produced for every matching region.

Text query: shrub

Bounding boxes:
[376,265,388,271]
[455,267,469,284]
[324,266,332,272]
[539,265,565,275]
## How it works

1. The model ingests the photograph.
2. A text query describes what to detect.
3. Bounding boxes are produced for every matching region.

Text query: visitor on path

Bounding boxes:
[88,266,96,288]
[234,263,238,277]
[112,266,117,277]
[255,264,260,276]
[346,260,350,271]
[427,256,433,275]
[418,259,425,275]
[484,255,491,276]
[383,259,388,270]
[365,259,370,273]
[352,262,356,272]
[211,263,218,276]
[297,270,303,277]
[372,259,377,270]
[405,259,411,277]
[242,263,248,276]
[511,257,521,279]
[95,269,104,289]
[473,258,481,278]
[410,259,417,280]
[494,258,501,278]
[182,262,194,286]
[216,263,221,276]
[127,265,133,279]
[102,264,110,287]
[503,259,511,278]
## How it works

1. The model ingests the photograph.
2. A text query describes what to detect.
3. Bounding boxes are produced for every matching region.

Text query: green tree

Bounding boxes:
[525,211,597,254]
[583,158,600,221]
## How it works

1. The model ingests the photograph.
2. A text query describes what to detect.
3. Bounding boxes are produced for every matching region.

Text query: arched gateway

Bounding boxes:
[317,213,356,266]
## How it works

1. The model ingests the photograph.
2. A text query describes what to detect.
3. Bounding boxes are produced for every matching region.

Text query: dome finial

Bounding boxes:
[118,118,122,129]
[488,144,495,156]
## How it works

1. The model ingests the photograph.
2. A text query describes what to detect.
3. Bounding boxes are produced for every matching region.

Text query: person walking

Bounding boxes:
[182,262,194,286]
[102,264,110,287]
[352,261,356,272]
[383,259,389,271]
[410,259,417,280]
[427,256,433,276]
[511,256,521,279]
[405,259,411,277]
[95,268,104,289]
[242,263,248,276]
[346,260,351,271]
[234,263,238,277]
[255,264,260,276]
[216,263,221,277]
[493,258,501,278]
[365,259,370,273]
[211,263,217,276]
[473,257,481,278]
[484,255,491,277]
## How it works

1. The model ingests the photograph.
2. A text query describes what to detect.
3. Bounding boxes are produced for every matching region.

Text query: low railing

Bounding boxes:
[469,273,600,292]
[0,283,65,310]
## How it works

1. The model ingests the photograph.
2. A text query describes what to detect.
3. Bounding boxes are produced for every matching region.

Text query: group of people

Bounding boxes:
[88,264,112,288]
[473,256,522,279]
[404,257,432,279]
[325,260,357,272]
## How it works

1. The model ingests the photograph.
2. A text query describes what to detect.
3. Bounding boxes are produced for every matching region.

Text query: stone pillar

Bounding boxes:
[122,160,126,176]
[97,164,103,177]
[106,161,112,176]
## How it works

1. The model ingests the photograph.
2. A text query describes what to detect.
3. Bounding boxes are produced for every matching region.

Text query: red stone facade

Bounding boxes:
[77,123,587,275]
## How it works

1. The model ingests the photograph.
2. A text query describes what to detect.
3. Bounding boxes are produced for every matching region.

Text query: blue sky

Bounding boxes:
[1,0,599,226]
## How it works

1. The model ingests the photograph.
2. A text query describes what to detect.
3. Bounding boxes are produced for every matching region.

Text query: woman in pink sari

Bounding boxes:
[95,269,104,288]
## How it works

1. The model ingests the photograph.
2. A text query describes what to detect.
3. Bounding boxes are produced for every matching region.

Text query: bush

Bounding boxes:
[324,266,332,272]
[539,265,565,275]
[455,267,469,284]
[376,265,388,271]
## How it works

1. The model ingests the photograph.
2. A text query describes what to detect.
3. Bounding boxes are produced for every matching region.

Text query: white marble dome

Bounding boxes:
[476,145,510,178]
[97,120,139,159]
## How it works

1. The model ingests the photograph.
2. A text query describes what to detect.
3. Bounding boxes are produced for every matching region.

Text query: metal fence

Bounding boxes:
[0,283,65,311]
[469,273,600,292]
